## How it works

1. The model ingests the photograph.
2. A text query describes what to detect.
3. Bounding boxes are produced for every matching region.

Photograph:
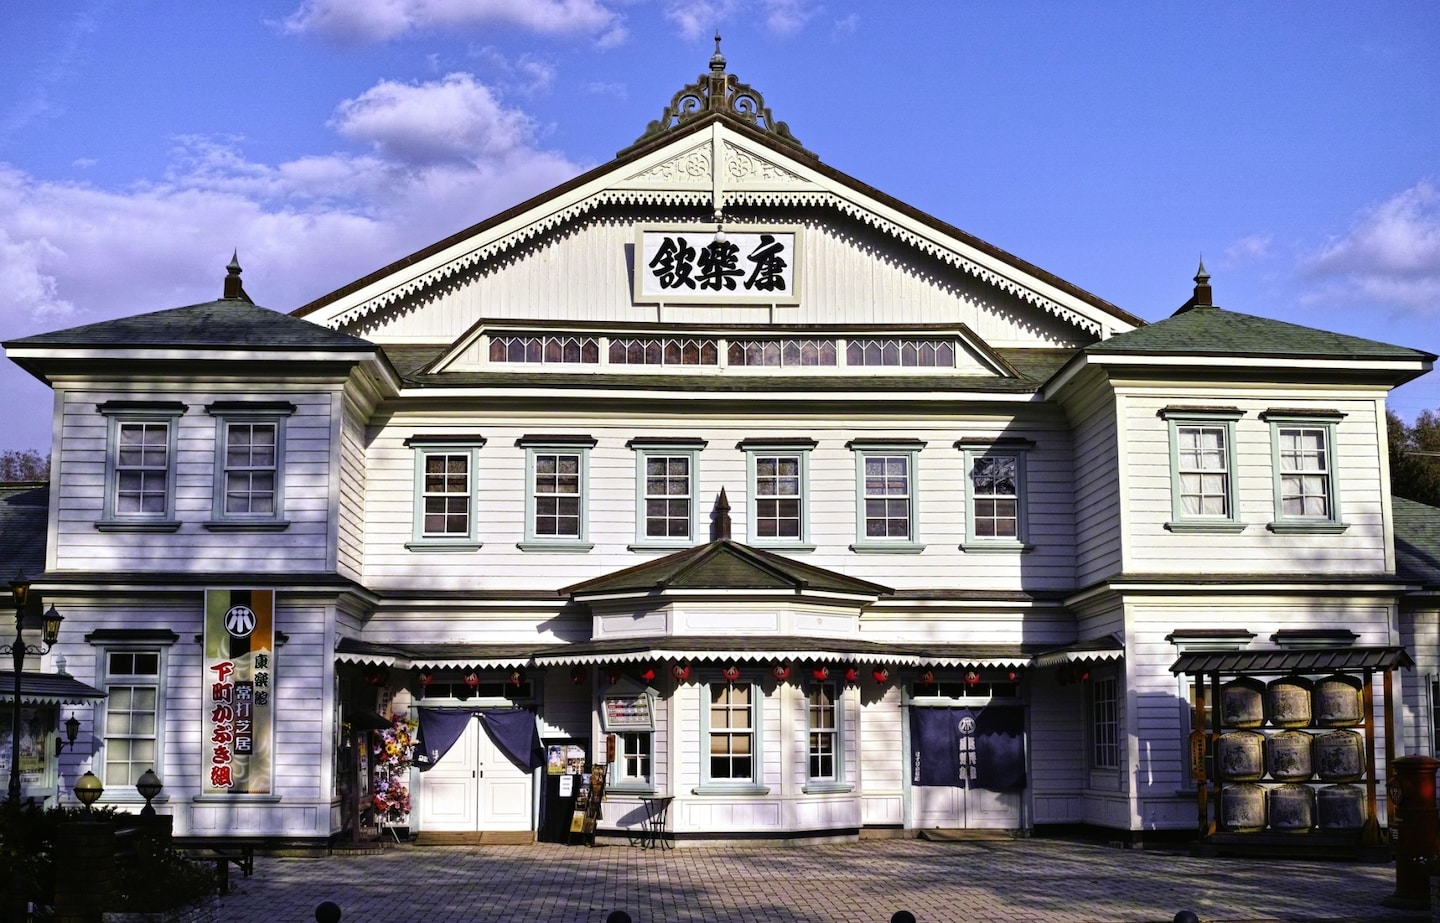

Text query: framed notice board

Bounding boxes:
[602,694,654,732]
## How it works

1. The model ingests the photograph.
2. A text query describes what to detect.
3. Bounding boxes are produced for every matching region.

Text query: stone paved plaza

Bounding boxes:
[210,838,1430,923]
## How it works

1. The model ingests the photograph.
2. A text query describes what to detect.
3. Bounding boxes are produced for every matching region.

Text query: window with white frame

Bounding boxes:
[628,438,705,548]
[207,402,293,528]
[807,682,839,783]
[616,731,653,787]
[959,438,1033,551]
[519,435,595,550]
[1161,407,1243,532]
[1262,410,1346,532]
[405,436,485,550]
[102,649,163,787]
[849,440,924,551]
[98,402,186,530]
[700,679,765,791]
[740,439,815,548]
[1090,675,1119,770]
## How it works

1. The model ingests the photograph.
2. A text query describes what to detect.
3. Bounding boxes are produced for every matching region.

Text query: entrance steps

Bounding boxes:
[412,831,536,846]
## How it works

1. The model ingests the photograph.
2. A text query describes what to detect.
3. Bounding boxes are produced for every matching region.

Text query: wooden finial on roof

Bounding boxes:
[1192,257,1213,308]
[223,251,253,303]
[713,487,732,541]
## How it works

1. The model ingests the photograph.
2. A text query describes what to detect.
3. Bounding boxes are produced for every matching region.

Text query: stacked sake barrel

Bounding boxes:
[1216,674,1367,834]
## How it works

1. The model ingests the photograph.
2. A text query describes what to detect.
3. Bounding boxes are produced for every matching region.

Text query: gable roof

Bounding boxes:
[1394,495,1440,588]
[293,52,1142,340]
[562,538,890,599]
[0,483,48,584]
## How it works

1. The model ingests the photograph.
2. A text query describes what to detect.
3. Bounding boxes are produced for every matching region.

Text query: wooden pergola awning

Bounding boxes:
[1170,645,1413,676]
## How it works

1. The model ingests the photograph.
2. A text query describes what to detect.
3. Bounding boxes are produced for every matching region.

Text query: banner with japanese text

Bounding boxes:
[202,588,274,794]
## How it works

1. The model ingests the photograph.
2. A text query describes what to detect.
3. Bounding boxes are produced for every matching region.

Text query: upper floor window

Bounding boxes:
[958,438,1033,553]
[489,335,599,364]
[97,401,186,531]
[740,438,816,549]
[1262,410,1347,533]
[628,438,705,549]
[845,338,955,368]
[206,401,294,530]
[405,435,485,551]
[519,435,595,551]
[609,338,719,366]
[1160,407,1244,533]
[728,339,837,367]
[848,440,924,552]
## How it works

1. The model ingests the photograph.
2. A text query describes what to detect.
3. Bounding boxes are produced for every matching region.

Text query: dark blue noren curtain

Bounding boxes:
[414,707,474,771]
[479,709,545,773]
[909,706,1026,791]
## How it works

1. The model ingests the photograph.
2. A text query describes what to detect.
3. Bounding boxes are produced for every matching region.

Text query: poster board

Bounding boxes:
[568,763,608,845]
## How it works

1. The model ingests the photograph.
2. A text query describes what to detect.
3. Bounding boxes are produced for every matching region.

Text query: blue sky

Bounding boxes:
[1,1,1437,453]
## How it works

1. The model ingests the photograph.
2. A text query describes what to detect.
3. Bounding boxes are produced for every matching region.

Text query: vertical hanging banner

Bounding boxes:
[203,589,275,795]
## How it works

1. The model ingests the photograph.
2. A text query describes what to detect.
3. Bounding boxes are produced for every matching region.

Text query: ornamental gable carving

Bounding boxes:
[623,144,713,186]
[723,143,803,185]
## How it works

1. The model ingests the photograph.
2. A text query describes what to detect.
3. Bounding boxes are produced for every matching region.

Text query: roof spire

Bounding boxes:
[223,251,253,303]
[712,487,732,541]
[1192,257,1213,308]
[710,30,726,75]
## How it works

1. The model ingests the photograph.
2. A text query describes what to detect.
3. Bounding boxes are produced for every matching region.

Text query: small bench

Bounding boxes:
[173,838,261,895]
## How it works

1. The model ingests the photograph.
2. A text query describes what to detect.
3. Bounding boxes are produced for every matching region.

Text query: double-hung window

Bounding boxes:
[1160,407,1244,532]
[628,438,706,549]
[958,438,1033,552]
[848,439,924,552]
[87,629,177,802]
[740,438,815,549]
[519,435,595,551]
[699,677,767,793]
[406,435,485,551]
[98,401,186,531]
[207,401,294,530]
[1262,410,1347,533]
[804,681,852,792]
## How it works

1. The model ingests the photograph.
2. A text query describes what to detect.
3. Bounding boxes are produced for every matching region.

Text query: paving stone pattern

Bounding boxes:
[214,839,1429,923]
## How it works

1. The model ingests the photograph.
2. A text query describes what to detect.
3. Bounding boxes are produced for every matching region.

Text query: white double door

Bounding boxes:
[912,783,1022,830]
[417,717,534,832]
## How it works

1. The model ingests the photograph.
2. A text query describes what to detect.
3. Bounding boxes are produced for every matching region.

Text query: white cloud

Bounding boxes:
[665,0,741,41]
[0,74,587,342]
[283,0,622,44]
[1304,181,1440,314]
[832,13,859,38]
[330,73,538,165]
[1223,233,1272,266]
[762,0,814,35]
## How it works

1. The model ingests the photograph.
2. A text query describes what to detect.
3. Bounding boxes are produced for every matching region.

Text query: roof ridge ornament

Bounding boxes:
[1172,257,1215,315]
[620,34,810,157]
[223,250,254,304]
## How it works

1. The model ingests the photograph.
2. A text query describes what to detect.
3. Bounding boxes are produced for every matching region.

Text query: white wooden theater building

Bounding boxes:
[4,47,1440,847]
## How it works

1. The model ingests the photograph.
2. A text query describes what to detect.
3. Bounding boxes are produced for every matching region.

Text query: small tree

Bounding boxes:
[0,449,49,483]
[1389,410,1440,508]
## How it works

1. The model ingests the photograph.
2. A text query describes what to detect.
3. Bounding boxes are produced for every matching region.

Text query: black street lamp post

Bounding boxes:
[5,571,63,805]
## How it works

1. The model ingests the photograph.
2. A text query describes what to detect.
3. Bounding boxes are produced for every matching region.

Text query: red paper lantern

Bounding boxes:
[1007,670,1018,683]
[811,665,830,682]
[362,664,390,687]
[671,662,691,682]
[571,666,588,685]
[639,665,657,684]
[964,670,980,687]
[872,666,890,684]
[721,664,741,683]
[509,670,524,687]
[608,670,622,685]
[919,669,936,686]
[844,666,859,683]
[418,671,434,687]
[464,671,480,688]
[771,663,792,682]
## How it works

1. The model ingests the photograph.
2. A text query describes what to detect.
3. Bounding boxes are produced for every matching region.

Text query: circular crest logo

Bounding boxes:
[957,716,977,735]
[224,605,256,638]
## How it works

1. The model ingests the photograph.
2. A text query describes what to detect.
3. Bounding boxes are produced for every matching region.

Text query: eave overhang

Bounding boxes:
[1170,646,1413,676]
[0,671,107,705]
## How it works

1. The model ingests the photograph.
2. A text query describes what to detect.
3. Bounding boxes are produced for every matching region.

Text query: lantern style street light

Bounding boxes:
[5,571,64,804]
[73,770,103,814]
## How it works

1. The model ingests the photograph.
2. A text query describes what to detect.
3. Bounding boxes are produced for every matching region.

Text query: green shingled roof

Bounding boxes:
[5,298,375,352]
[1088,304,1434,361]
[563,539,890,597]
[1394,495,1440,587]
